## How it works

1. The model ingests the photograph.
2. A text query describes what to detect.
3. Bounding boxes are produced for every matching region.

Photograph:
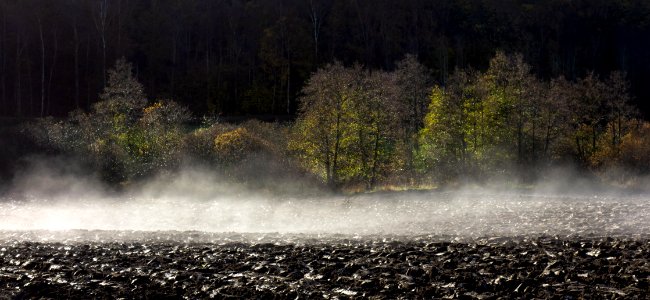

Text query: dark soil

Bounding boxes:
[0,235,648,299]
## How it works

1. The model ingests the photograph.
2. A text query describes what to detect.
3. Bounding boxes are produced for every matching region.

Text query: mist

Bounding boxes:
[1,160,649,242]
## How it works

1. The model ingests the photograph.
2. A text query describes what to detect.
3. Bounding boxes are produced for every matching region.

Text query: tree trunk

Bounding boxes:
[544,124,552,158]
[271,81,276,114]
[74,23,80,109]
[370,128,381,190]
[39,18,45,117]
[46,30,58,115]
[85,33,91,108]
[617,113,622,146]
[14,34,23,116]
[358,129,368,186]
[116,0,122,56]
[575,136,583,163]
[517,119,523,164]
[308,0,324,63]
[332,104,343,188]
[592,126,597,154]
[286,61,291,114]
[324,135,332,186]
[27,60,33,116]
[0,8,5,116]
[93,0,109,88]
[171,30,177,96]
[353,0,371,65]
[102,36,107,88]
[205,36,211,113]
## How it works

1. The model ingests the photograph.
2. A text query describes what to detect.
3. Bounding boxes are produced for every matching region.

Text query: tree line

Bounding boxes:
[292,52,647,189]
[28,55,650,191]
[1,0,650,119]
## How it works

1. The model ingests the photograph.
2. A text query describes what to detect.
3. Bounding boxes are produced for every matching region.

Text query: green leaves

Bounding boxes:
[30,59,191,184]
[417,52,639,183]
[291,61,416,190]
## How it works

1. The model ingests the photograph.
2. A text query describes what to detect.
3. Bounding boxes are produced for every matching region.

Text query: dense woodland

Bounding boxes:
[0,0,649,191]
[0,0,649,118]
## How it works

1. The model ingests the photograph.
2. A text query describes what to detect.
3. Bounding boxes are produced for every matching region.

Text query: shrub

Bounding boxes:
[213,127,272,164]
[183,122,234,163]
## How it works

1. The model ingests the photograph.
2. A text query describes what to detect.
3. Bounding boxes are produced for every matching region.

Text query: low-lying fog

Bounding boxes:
[1,167,649,242]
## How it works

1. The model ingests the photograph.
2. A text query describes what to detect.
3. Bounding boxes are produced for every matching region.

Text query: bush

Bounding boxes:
[183,122,234,163]
[213,122,283,164]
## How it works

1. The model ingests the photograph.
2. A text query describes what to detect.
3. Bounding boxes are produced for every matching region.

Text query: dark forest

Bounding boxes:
[0,0,649,118]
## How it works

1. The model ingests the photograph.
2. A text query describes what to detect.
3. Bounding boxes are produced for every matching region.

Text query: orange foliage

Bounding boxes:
[619,121,650,173]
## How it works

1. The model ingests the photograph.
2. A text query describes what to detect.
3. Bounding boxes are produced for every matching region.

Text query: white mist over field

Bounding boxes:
[1,167,649,240]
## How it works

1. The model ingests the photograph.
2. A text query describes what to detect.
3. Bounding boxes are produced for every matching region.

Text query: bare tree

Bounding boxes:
[13,26,25,116]
[73,17,80,109]
[38,16,45,117]
[46,28,58,115]
[306,0,330,63]
[92,0,110,88]
[0,2,5,115]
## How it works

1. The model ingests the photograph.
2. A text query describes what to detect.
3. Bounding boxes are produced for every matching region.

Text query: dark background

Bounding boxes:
[0,0,648,119]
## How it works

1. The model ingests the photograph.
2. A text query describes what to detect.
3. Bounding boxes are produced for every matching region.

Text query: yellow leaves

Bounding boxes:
[214,127,249,159]
[422,85,445,134]
[619,121,650,170]
[143,101,163,115]
[583,119,650,174]
[213,127,274,163]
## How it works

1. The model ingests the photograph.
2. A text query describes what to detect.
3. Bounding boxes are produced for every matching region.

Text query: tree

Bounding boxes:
[290,61,404,190]
[304,0,331,63]
[480,51,541,168]
[289,62,359,188]
[576,71,635,169]
[603,71,635,148]
[393,54,432,181]
[352,70,400,188]
[419,52,552,180]
[91,0,111,88]
[418,69,482,181]
[542,76,576,161]
[94,57,147,124]
[0,1,6,115]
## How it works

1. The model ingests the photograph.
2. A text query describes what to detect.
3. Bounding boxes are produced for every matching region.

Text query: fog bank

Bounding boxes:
[1,166,648,240]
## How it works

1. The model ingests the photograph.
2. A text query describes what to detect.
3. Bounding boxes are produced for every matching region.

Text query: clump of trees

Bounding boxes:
[289,58,429,190]
[29,59,299,187]
[30,59,190,183]
[417,53,638,183]
[291,52,650,190]
[27,54,650,191]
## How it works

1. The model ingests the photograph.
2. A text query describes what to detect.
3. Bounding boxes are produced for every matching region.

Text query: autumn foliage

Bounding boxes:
[27,55,650,190]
